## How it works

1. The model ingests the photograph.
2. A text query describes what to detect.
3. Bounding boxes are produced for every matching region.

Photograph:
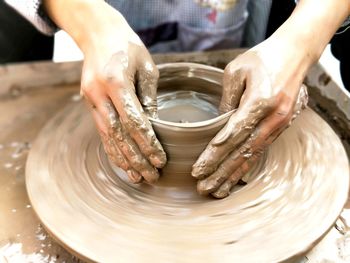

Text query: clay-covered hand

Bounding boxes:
[192,40,309,198]
[80,13,166,184]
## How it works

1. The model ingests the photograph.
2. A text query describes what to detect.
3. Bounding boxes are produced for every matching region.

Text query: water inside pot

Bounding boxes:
[157,90,220,123]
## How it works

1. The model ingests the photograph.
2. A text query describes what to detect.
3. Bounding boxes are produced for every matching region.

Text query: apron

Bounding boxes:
[107,0,272,52]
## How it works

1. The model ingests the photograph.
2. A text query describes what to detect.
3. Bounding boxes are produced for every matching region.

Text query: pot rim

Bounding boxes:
[149,62,233,128]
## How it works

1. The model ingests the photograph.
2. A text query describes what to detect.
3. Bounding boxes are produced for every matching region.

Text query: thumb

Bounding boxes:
[136,53,159,118]
[219,65,246,114]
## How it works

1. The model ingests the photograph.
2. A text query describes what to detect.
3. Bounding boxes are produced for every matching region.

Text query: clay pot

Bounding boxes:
[149,63,232,175]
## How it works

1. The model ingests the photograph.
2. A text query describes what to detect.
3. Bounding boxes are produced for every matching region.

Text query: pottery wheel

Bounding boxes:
[26,102,349,262]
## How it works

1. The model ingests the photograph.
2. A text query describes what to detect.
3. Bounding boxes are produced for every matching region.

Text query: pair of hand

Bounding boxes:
[80,15,308,198]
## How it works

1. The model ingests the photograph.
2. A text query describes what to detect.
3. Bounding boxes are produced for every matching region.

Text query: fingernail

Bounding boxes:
[211,190,229,199]
[197,179,216,196]
[192,163,211,179]
[191,165,205,179]
[149,153,167,168]
[142,168,159,184]
[127,170,143,184]
[212,182,232,199]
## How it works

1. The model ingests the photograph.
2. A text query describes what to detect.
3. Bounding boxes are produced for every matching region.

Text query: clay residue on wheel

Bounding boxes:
[26,101,349,262]
[25,63,350,262]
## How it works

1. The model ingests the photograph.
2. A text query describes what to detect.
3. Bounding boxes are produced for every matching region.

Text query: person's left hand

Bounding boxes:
[191,38,309,198]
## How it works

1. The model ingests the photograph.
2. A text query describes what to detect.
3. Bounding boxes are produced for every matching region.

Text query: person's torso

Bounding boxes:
[107,0,271,52]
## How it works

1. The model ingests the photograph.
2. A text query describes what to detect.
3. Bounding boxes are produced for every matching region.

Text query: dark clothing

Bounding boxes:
[267,0,350,91]
[265,0,295,38]
[331,30,350,91]
[0,2,53,63]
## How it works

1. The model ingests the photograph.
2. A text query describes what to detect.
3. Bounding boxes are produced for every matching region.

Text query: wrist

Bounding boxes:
[73,3,127,53]
[252,34,313,84]
[266,27,316,71]
[269,0,350,65]
[44,0,126,53]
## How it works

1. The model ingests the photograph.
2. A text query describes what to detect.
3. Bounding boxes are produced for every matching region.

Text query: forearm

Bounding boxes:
[43,0,125,52]
[271,0,350,65]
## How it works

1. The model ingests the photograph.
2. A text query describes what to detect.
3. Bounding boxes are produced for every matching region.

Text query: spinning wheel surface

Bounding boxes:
[26,102,349,262]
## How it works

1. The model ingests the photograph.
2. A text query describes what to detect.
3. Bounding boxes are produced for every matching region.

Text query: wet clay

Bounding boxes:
[84,42,166,184]
[0,57,349,262]
[190,51,310,198]
[25,64,349,262]
[149,64,233,177]
[151,63,307,199]
[26,101,349,262]
[146,89,266,189]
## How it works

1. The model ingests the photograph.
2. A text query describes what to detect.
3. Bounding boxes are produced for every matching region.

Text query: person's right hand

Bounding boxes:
[78,9,166,183]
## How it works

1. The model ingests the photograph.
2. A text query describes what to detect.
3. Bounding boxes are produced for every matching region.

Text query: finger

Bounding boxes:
[213,100,301,198]
[293,84,308,118]
[81,69,147,183]
[99,128,143,184]
[136,53,159,118]
[192,96,274,179]
[192,60,285,179]
[107,79,166,168]
[126,169,144,184]
[219,66,246,113]
[196,106,287,195]
[102,51,166,168]
[196,145,255,196]
[267,85,308,142]
[211,153,261,199]
[93,110,126,169]
[81,79,110,134]
[104,102,160,183]
[86,91,143,183]
[90,103,108,134]
[196,151,239,196]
